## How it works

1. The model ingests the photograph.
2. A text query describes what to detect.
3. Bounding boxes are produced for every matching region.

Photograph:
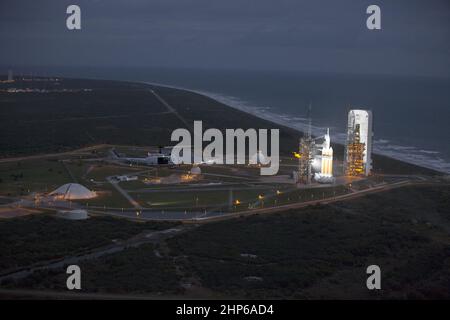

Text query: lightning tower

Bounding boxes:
[297,103,315,184]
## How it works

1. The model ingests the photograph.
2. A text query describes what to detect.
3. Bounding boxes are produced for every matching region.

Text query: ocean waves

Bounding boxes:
[144,81,450,174]
[198,90,450,175]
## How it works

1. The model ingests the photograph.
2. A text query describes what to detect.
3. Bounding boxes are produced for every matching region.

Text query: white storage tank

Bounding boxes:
[58,209,89,220]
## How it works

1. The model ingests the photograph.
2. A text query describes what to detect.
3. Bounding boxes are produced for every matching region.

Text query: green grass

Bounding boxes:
[118,179,148,190]
[63,161,88,181]
[132,186,279,209]
[76,185,135,209]
[0,159,71,196]
[135,190,231,208]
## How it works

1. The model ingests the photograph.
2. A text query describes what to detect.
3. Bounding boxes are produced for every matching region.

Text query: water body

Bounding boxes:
[15,67,450,174]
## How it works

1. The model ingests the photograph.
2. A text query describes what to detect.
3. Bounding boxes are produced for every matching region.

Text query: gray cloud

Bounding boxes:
[0,0,449,76]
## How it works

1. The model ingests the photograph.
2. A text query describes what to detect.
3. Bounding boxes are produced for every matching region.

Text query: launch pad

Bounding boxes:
[294,107,373,186]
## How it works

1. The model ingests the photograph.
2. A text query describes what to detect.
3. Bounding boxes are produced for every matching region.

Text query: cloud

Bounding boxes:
[0,0,449,76]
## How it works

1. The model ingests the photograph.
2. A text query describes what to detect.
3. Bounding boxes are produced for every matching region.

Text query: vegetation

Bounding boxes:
[0,159,71,196]
[0,79,182,157]
[0,78,437,175]
[165,185,450,299]
[5,244,182,295]
[5,186,449,299]
[0,214,177,271]
[0,77,447,300]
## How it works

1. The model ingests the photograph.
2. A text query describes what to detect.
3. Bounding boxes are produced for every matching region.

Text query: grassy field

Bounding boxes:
[131,184,348,211]
[5,185,449,299]
[0,79,184,157]
[135,190,230,208]
[0,159,71,196]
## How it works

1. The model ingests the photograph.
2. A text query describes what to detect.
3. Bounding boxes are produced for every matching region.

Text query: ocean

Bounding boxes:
[13,66,450,174]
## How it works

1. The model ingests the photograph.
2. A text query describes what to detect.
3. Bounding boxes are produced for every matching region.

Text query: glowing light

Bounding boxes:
[234,199,241,205]
[276,190,282,195]
[258,194,264,200]
[181,174,194,182]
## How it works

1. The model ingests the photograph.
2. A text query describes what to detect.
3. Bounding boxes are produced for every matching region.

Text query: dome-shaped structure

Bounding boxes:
[50,183,97,200]
[190,166,202,175]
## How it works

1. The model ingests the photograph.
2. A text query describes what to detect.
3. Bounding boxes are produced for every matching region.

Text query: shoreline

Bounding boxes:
[142,81,448,175]
[1,75,445,175]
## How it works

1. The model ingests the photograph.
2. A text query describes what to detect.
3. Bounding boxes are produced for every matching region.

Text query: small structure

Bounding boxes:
[115,175,138,182]
[190,166,202,175]
[250,150,267,165]
[57,209,89,220]
[50,183,97,200]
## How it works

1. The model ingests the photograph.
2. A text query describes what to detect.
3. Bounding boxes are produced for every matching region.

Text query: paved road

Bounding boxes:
[61,160,78,183]
[0,226,194,283]
[106,176,142,210]
[13,178,445,223]
[92,179,442,223]
[129,184,269,193]
[0,144,108,164]
[0,178,446,299]
[0,288,183,300]
[6,173,446,224]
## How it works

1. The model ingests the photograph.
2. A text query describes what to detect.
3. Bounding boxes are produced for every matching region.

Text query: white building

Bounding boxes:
[346,109,373,176]
[50,183,97,200]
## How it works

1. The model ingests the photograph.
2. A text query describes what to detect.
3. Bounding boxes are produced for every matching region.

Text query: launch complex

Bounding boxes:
[295,108,373,186]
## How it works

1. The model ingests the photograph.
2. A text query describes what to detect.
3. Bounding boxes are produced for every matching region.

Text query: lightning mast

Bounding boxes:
[298,102,314,184]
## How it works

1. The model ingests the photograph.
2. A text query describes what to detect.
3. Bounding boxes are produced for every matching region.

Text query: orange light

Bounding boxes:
[234,199,241,205]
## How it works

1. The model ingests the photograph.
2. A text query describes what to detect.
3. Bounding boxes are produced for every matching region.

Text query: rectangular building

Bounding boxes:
[345,109,373,176]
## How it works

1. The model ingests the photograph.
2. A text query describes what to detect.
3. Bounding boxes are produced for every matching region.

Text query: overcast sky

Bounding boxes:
[0,0,449,76]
